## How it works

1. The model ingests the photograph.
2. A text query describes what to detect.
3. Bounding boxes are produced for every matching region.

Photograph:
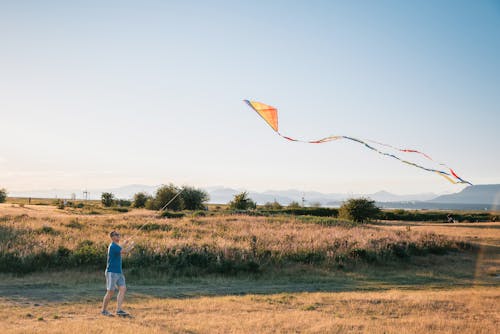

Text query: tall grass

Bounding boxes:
[0,211,471,275]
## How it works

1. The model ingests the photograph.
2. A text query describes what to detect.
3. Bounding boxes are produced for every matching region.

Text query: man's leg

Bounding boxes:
[102,290,114,311]
[116,285,127,311]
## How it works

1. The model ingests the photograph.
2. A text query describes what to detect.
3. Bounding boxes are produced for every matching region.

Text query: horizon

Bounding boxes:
[1,1,499,194]
[7,181,489,199]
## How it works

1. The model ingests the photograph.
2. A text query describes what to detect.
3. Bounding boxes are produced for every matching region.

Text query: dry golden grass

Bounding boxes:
[1,288,498,333]
[1,204,499,333]
[0,204,468,262]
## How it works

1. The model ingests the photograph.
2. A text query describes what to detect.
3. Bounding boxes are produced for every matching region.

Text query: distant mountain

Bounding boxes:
[369,190,437,202]
[430,184,500,205]
[9,184,159,200]
[204,188,439,206]
[9,184,439,206]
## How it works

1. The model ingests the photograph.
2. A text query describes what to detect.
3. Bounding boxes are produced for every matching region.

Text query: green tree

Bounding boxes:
[181,186,209,210]
[0,188,7,203]
[228,192,256,210]
[148,184,183,211]
[101,192,115,207]
[262,200,282,210]
[287,201,301,209]
[339,198,380,223]
[116,199,131,207]
[132,192,151,208]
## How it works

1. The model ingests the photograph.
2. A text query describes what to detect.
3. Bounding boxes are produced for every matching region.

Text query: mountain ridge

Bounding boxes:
[8,184,499,208]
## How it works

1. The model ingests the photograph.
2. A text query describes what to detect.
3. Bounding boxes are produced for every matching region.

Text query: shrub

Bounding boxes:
[339,198,380,223]
[0,188,7,203]
[159,211,185,219]
[66,219,83,229]
[148,184,183,211]
[37,226,59,235]
[132,192,151,208]
[135,223,172,231]
[287,201,301,209]
[55,200,65,210]
[112,207,129,213]
[262,207,338,217]
[262,201,283,210]
[181,186,209,210]
[116,199,131,207]
[72,240,105,266]
[228,192,257,210]
[101,192,115,207]
[376,210,494,223]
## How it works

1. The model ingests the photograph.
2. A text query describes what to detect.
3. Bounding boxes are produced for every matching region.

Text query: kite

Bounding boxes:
[244,100,472,185]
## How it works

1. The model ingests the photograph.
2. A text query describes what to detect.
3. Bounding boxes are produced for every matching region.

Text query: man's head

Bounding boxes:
[110,231,121,243]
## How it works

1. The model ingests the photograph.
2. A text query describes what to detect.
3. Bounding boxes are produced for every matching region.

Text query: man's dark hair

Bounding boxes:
[110,231,119,237]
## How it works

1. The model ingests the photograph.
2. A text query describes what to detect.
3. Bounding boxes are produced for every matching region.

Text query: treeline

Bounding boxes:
[253,207,496,223]
[101,184,209,211]
[101,187,497,223]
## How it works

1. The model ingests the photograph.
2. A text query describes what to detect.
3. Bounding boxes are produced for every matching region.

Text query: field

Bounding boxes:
[0,203,499,333]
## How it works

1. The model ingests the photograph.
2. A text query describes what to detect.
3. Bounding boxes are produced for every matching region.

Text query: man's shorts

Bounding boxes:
[105,272,126,291]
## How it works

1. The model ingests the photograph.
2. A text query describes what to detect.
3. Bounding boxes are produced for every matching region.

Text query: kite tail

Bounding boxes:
[277,133,472,185]
[244,100,472,185]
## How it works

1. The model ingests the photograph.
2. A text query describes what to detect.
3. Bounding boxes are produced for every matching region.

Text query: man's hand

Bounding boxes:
[121,238,135,254]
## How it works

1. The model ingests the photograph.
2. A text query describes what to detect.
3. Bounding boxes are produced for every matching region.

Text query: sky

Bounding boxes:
[1,0,499,195]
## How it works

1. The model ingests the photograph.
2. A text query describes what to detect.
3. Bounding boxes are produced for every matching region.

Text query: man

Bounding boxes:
[101,231,135,317]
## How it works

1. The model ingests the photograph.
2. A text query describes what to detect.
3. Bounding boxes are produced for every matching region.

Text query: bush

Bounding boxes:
[112,207,129,213]
[132,192,151,208]
[147,184,183,211]
[287,201,301,209]
[0,188,7,203]
[159,211,185,219]
[262,201,283,210]
[339,198,380,223]
[228,192,256,210]
[55,200,65,210]
[116,199,131,207]
[101,192,115,207]
[376,210,494,223]
[37,226,59,235]
[66,219,83,229]
[181,186,209,210]
[261,207,339,217]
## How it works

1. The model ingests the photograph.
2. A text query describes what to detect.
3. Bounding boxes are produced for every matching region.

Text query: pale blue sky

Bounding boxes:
[1,0,499,194]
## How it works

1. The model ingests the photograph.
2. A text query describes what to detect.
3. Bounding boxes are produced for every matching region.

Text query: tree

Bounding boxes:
[339,198,380,223]
[181,186,209,210]
[116,199,132,207]
[148,184,183,211]
[101,192,115,207]
[132,192,150,208]
[287,201,301,209]
[262,200,282,210]
[228,192,256,210]
[0,188,7,203]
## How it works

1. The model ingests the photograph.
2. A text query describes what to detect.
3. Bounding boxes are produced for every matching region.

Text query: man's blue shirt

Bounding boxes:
[106,242,122,273]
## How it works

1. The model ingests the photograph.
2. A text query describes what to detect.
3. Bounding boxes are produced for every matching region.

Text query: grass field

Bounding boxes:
[0,204,498,333]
